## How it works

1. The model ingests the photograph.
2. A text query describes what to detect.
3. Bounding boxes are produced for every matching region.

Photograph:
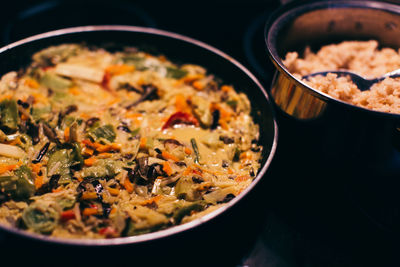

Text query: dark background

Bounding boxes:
[1,0,400,266]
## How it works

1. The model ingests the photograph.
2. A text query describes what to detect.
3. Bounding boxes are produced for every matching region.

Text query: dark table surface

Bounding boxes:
[1,0,400,266]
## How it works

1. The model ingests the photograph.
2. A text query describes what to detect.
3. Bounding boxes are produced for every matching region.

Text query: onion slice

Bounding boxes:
[0,143,26,158]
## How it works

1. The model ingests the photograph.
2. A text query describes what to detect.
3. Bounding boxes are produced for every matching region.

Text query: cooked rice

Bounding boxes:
[283,40,400,113]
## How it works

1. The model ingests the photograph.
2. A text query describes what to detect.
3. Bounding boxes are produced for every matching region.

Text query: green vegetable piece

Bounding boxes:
[166,67,188,79]
[146,137,154,148]
[175,176,200,201]
[71,143,84,168]
[0,99,19,133]
[83,159,122,178]
[0,176,17,195]
[122,55,147,70]
[63,116,76,127]
[131,127,140,137]
[31,106,52,121]
[88,124,116,143]
[0,165,35,199]
[190,138,201,164]
[173,202,205,224]
[22,201,60,234]
[32,44,80,67]
[56,196,76,210]
[191,96,212,127]
[47,149,73,184]
[124,220,154,236]
[40,72,72,91]
[226,99,238,109]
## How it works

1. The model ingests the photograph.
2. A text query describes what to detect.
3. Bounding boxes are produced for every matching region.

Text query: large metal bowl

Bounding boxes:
[0,26,278,265]
[265,0,400,235]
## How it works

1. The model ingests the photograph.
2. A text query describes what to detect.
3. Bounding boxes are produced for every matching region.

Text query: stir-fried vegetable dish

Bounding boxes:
[0,44,262,238]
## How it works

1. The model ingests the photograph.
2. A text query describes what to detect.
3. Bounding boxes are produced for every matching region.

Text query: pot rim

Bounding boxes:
[265,0,400,120]
[0,25,278,246]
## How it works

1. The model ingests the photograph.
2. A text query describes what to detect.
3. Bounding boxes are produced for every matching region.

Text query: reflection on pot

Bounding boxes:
[270,71,327,120]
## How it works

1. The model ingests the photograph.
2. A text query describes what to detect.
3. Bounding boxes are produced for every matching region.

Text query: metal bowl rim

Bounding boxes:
[0,25,278,246]
[265,0,400,120]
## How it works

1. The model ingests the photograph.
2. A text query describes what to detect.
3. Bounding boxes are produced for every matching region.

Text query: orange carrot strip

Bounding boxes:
[81,192,98,200]
[7,138,22,146]
[83,207,99,216]
[125,113,143,120]
[84,157,97,166]
[107,187,120,196]
[192,80,204,91]
[31,163,42,174]
[0,164,18,174]
[183,166,192,175]
[219,119,229,130]
[31,92,48,104]
[240,152,252,160]
[34,175,44,189]
[82,147,94,156]
[20,114,29,121]
[123,178,134,193]
[105,64,135,76]
[235,175,250,182]
[141,195,162,205]
[221,85,233,92]
[174,94,190,113]
[64,127,70,142]
[0,94,12,101]
[96,143,121,153]
[80,113,91,119]
[82,140,121,153]
[52,187,63,193]
[161,151,179,162]
[93,144,107,152]
[111,143,122,150]
[68,87,81,96]
[139,137,147,149]
[158,55,167,62]
[181,73,204,83]
[82,139,97,148]
[184,147,192,155]
[24,78,39,89]
[162,161,173,176]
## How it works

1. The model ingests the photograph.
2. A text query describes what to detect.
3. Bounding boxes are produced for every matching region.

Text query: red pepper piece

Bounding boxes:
[98,226,117,237]
[162,112,199,130]
[60,210,76,221]
[101,71,112,91]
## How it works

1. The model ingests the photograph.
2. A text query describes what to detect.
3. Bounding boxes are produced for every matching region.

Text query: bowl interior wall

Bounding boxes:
[272,4,400,59]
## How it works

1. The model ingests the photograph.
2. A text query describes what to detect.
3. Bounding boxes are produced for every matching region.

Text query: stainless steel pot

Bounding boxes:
[265,0,400,235]
[0,25,278,265]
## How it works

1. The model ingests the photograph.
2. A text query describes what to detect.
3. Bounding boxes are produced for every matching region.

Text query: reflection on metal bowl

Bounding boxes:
[270,72,327,120]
